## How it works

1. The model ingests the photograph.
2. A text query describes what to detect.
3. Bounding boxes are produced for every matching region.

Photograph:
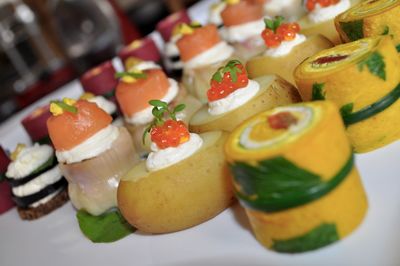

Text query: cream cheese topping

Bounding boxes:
[264,34,306,57]
[308,0,351,23]
[146,133,203,171]
[208,79,260,116]
[56,124,120,164]
[183,42,234,69]
[6,144,53,179]
[124,78,179,125]
[221,19,265,43]
[88,96,117,115]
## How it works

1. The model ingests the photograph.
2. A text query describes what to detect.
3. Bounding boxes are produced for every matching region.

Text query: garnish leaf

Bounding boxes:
[357,52,386,80]
[264,16,284,32]
[173,104,186,113]
[77,209,135,243]
[149,99,168,109]
[396,44,400,53]
[212,71,223,82]
[50,100,78,114]
[339,20,364,41]
[115,71,147,79]
[272,223,339,253]
[311,83,326,100]
[382,26,389,35]
[340,103,354,117]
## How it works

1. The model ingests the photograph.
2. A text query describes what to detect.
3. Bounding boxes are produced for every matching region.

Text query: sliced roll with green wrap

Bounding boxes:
[294,36,400,152]
[335,0,400,48]
[225,101,368,253]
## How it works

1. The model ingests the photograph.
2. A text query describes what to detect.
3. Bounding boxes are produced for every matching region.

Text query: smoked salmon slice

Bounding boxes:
[221,1,263,27]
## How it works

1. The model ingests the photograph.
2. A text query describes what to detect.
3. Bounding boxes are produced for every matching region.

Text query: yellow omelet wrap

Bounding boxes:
[294,36,400,153]
[225,101,368,253]
[335,0,400,46]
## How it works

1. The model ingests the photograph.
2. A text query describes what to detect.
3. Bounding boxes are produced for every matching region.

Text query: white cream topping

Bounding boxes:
[264,0,305,21]
[221,19,265,43]
[146,133,203,171]
[208,2,226,26]
[208,80,260,116]
[308,0,351,23]
[264,34,306,57]
[6,144,53,179]
[124,78,179,125]
[12,166,63,197]
[130,61,161,72]
[56,124,119,164]
[184,41,234,69]
[88,96,117,115]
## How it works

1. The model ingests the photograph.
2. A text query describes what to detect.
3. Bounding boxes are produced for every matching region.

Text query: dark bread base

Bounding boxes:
[17,189,69,220]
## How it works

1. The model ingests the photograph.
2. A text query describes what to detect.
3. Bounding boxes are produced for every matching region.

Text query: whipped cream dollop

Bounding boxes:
[146,133,203,171]
[56,124,119,164]
[308,0,350,23]
[88,96,117,115]
[264,34,306,57]
[184,41,234,69]
[6,144,53,179]
[221,19,265,43]
[208,2,226,27]
[125,78,179,125]
[208,79,260,116]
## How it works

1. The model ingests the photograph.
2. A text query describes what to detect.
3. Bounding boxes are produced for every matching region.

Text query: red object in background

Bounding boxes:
[118,37,161,67]
[21,104,52,143]
[107,0,141,44]
[16,65,76,108]
[0,147,14,215]
[156,10,191,42]
[80,61,118,97]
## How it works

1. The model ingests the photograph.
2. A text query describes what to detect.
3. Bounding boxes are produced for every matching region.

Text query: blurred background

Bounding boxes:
[0,0,199,123]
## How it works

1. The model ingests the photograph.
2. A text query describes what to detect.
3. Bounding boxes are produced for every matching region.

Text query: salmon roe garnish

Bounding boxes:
[151,120,190,149]
[306,0,340,11]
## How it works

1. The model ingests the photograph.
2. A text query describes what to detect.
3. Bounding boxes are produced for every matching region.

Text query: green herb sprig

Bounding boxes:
[115,71,147,80]
[50,100,78,114]
[212,59,243,83]
[264,16,284,33]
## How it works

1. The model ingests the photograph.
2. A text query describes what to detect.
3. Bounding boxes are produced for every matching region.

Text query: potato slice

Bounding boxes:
[117,131,234,233]
[246,35,333,85]
[189,75,301,134]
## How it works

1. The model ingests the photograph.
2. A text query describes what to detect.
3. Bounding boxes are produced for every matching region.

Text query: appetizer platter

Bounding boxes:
[0,0,400,265]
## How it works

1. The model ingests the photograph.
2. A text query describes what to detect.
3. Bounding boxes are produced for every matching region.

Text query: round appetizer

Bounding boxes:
[220,0,265,60]
[118,102,233,233]
[0,147,14,214]
[177,23,234,103]
[335,0,400,47]
[299,0,358,44]
[225,101,368,253]
[21,104,52,145]
[294,36,400,153]
[47,98,139,216]
[247,0,305,21]
[118,37,162,70]
[246,16,333,84]
[80,61,118,100]
[156,10,191,77]
[115,68,201,155]
[5,143,68,220]
[190,60,301,133]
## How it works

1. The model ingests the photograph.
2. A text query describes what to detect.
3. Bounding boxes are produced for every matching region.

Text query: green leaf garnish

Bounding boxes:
[115,71,147,79]
[396,44,400,53]
[264,16,284,32]
[31,156,55,176]
[382,26,389,35]
[50,100,78,114]
[340,103,354,117]
[357,51,386,80]
[142,100,186,144]
[211,59,244,84]
[77,209,135,243]
[272,223,339,253]
[339,20,364,41]
[311,83,325,100]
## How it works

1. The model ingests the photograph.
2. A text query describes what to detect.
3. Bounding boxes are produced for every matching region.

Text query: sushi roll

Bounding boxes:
[225,101,368,253]
[220,0,266,60]
[47,98,139,215]
[118,101,233,233]
[80,61,118,100]
[5,143,68,220]
[177,23,234,103]
[0,147,14,214]
[21,105,52,145]
[190,60,300,133]
[156,10,191,77]
[335,0,400,47]
[246,16,333,84]
[294,36,400,152]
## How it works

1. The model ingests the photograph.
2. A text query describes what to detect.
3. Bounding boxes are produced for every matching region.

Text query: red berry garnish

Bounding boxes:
[268,112,298,130]
[151,120,190,149]
[306,0,317,11]
[264,33,282,48]
[306,0,339,11]
[276,24,296,41]
[288,22,300,33]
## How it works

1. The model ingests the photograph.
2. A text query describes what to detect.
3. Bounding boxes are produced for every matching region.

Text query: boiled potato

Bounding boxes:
[117,131,234,233]
[246,35,333,85]
[189,75,301,134]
